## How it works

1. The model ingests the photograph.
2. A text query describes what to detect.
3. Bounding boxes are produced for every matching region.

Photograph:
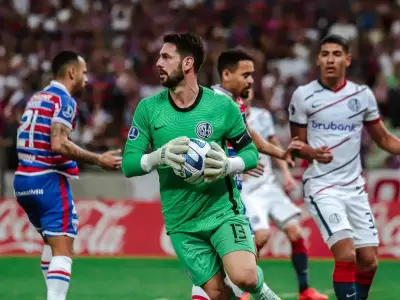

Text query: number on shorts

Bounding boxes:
[365,212,376,230]
[17,109,39,148]
[230,223,247,241]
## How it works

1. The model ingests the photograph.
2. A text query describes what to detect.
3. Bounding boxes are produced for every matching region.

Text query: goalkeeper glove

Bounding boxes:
[140,136,190,173]
[204,142,245,182]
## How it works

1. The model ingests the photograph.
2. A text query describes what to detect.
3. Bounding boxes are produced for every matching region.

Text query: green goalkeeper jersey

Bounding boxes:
[122,86,258,234]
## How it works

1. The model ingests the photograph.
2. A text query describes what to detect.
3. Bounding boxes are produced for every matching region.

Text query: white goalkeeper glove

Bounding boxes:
[204,142,245,182]
[140,136,190,173]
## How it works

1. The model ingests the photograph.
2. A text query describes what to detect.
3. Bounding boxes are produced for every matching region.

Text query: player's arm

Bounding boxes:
[51,98,121,169]
[247,127,287,159]
[51,123,100,164]
[363,89,400,153]
[122,100,189,177]
[289,88,332,163]
[204,99,258,182]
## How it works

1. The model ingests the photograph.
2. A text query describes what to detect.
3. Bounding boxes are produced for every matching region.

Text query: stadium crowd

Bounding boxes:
[1,0,400,171]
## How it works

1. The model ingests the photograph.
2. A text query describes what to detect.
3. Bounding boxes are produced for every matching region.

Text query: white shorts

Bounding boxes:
[306,188,379,248]
[241,183,301,231]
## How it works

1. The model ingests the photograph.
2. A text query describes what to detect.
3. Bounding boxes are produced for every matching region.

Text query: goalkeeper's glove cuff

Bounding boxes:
[140,149,161,173]
[227,157,245,175]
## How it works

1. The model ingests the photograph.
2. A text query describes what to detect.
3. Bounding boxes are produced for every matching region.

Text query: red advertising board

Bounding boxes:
[0,198,399,258]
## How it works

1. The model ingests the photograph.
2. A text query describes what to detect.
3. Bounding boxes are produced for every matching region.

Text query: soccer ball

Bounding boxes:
[173,138,211,184]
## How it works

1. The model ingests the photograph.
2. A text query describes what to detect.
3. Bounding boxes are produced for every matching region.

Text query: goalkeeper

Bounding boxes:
[122,32,291,300]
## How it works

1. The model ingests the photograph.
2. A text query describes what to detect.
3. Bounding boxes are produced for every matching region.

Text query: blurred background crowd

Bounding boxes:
[1,0,400,171]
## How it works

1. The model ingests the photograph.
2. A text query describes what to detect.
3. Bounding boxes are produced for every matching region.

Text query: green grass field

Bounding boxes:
[0,257,398,300]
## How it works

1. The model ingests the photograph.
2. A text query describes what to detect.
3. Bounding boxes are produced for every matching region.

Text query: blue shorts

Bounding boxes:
[13,173,79,238]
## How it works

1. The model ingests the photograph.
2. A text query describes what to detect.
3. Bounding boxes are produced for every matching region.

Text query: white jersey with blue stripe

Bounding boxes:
[15,81,79,178]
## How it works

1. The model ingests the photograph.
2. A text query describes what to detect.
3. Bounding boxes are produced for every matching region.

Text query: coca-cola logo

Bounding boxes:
[372,203,400,257]
[0,199,132,255]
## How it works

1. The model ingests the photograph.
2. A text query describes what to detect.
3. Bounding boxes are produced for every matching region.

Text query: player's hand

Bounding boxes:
[204,142,229,182]
[283,173,297,194]
[313,146,333,164]
[283,137,306,167]
[245,160,264,177]
[98,149,123,170]
[158,136,190,171]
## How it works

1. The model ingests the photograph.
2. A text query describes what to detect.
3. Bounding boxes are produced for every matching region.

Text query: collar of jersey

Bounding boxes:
[212,84,232,97]
[45,80,71,97]
[168,86,203,112]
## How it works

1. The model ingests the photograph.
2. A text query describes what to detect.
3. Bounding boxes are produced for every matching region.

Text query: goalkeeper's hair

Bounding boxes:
[163,32,205,73]
[217,48,254,77]
[51,50,81,77]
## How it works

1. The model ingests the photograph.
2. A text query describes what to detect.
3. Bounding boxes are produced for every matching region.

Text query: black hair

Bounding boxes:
[319,34,350,53]
[217,48,254,77]
[163,32,205,73]
[51,50,81,77]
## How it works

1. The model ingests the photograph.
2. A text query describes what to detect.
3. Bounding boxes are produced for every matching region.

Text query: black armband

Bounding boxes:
[227,129,252,152]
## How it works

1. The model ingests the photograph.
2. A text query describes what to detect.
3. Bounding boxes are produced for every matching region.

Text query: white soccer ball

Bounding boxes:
[173,138,211,184]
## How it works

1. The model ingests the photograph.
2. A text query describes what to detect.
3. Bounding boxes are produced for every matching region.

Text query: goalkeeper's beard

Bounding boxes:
[161,65,185,89]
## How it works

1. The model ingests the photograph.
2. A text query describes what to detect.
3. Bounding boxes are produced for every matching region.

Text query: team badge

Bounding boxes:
[329,213,341,224]
[347,98,360,112]
[196,122,213,139]
[289,104,296,115]
[62,104,74,118]
[128,126,139,140]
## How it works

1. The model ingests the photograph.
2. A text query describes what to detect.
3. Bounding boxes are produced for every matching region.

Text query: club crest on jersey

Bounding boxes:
[347,98,360,112]
[128,126,139,140]
[329,213,341,224]
[196,122,213,139]
[62,104,74,118]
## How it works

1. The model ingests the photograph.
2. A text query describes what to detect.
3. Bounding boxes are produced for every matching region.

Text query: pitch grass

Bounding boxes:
[0,257,398,299]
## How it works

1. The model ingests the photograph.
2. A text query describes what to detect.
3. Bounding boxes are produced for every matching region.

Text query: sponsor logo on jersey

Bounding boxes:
[62,104,74,118]
[347,98,361,112]
[128,126,140,140]
[196,122,213,139]
[311,120,356,132]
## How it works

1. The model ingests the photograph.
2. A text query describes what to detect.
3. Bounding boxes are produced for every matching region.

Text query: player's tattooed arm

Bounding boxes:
[50,123,101,164]
[365,120,400,154]
[50,123,122,169]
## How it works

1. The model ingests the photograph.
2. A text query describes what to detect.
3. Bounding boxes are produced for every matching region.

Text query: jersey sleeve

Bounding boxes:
[122,100,152,177]
[363,88,381,123]
[52,95,77,130]
[260,110,276,138]
[225,98,248,140]
[288,87,307,126]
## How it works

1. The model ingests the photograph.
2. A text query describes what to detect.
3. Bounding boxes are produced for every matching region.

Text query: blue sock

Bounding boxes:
[333,261,356,300]
[290,238,309,292]
[356,270,376,300]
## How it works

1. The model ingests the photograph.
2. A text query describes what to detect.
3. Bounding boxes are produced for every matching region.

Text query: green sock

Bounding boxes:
[249,266,280,300]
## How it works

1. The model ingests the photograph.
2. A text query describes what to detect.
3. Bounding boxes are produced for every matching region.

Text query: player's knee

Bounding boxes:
[357,249,379,273]
[202,286,224,300]
[47,236,74,257]
[284,221,302,242]
[255,230,270,250]
[330,234,356,263]
[230,267,258,291]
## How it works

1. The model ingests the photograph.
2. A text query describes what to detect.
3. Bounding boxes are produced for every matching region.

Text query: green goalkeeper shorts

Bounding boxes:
[169,214,256,286]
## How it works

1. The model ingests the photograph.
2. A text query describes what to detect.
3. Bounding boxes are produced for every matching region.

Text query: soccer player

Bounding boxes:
[13,51,122,300]
[122,32,286,300]
[289,34,400,300]
[242,93,328,300]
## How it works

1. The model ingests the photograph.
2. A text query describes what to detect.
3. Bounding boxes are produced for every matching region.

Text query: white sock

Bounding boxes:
[47,256,72,300]
[192,285,210,299]
[225,275,245,297]
[253,283,280,300]
[41,245,52,282]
